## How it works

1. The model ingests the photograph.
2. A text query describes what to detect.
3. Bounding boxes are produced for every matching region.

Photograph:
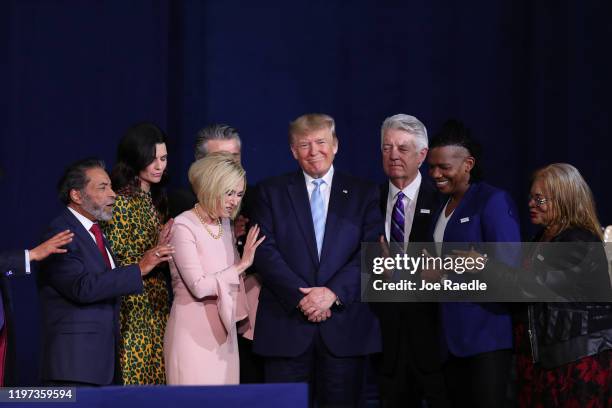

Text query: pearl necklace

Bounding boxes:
[194,204,223,240]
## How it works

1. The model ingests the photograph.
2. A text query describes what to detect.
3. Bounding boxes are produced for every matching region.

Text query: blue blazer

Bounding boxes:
[38,208,144,385]
[252,170,383,358]
[431,182,520,357]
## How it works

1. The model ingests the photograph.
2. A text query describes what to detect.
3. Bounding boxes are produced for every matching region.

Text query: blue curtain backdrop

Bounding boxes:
[1,0,611,385]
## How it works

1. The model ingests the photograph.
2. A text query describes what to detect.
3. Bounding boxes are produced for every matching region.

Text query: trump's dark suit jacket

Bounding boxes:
[38,208,144,385]
[252,170,383,357]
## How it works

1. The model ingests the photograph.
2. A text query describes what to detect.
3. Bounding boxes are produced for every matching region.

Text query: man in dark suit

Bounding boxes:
[253,113,382,407]
[38,158,174,386]
[0,230,73,386]
[375,114,449,407]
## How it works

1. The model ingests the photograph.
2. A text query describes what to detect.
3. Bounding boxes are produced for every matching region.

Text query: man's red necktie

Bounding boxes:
[89,223,112,269]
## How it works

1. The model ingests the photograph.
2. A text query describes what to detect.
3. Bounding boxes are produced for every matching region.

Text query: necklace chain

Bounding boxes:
[194,204,223,240]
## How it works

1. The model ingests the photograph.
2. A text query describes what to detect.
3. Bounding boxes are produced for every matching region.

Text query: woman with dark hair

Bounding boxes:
[426,119,521,407]
[102,122,173,385]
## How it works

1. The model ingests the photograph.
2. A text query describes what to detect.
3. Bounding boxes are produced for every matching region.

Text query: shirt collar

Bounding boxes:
[389,172,421,202]
[303,165,334,186]
[67,206,96,232]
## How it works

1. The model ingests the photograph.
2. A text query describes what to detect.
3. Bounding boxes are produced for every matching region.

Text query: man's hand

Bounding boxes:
[138,244,174,276]
[378,235,395,280]
[379,234,390,258]
[304,308,332,323]
[234,215,249,240]
[420,248,444,282]
[29,230,74,261]
[298,287,337,322]
[157,218,174,246]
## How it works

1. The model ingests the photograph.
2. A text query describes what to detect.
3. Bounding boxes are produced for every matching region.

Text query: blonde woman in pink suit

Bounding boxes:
[164,152,264,385]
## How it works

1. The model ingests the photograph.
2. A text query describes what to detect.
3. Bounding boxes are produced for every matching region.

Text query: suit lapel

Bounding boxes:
[62,208,111,268]
[287,172,320,267]
[379,182,389,216]
[443,182,477,242]
[320,173,345,260]
[102,234,119,267]
[409,178,440,242]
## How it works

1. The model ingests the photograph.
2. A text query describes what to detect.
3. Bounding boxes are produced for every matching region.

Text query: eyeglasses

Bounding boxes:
[528,194,549,207]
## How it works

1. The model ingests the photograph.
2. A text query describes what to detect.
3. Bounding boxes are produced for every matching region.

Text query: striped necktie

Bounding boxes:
[390,191,405,244]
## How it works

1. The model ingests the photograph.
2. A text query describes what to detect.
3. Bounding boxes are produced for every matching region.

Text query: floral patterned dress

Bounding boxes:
[103,190,170,385]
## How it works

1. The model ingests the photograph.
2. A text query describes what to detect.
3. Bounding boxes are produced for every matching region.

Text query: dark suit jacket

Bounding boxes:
[431,182,520,357]
[374,177,444,375]
[1,251,26,277]
[38,208,144,385]
[0,250,28,386]
[252,170,383,357]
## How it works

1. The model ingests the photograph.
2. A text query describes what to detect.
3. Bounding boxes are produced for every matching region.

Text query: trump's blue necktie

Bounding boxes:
[310,179,326,258]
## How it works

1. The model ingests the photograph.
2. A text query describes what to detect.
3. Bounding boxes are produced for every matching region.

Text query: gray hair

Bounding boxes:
[194,124,242,160]
[380,114,428,151]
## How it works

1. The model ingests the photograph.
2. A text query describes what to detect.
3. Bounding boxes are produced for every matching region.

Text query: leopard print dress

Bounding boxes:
[103,190,170,385]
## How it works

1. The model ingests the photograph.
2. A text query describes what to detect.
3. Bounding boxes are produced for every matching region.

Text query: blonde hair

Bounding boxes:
[289,113,336,145]
[533,163,603,239]
[188,152,246,220]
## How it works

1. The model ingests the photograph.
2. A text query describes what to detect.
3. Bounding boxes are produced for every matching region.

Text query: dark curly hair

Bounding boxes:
[57,158,106,205]
[430,119,483,182]
[110,122,168,218]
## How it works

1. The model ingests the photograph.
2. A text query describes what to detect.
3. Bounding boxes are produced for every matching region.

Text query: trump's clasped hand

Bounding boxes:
[298,286,337,323]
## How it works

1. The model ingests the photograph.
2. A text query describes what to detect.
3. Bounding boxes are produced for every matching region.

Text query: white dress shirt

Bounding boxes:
[24,250,31,274]
[433,199,453,255]
[304,165,334,218]
[67,207,116,269]
[385,172,421,245]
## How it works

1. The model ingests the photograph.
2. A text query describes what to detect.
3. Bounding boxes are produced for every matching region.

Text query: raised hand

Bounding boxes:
[157,218,174,246]
[420,248,444,282]
[234,215,249,239]
[29,230,74,261]
[237,224,265,274]
[138,244,175,276]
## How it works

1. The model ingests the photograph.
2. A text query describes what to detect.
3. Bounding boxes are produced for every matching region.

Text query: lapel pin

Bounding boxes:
[460,217,470,223]
[342,190,348,194]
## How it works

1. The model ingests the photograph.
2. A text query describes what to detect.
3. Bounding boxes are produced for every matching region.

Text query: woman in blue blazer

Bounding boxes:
[427,120,521,407]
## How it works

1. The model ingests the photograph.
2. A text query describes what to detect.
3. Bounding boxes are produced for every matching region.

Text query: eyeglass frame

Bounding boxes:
[528,194,549,208]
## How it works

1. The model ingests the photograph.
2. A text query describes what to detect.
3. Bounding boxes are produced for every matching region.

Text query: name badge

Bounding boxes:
[460,217,470,223]
[420,209,430,214]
